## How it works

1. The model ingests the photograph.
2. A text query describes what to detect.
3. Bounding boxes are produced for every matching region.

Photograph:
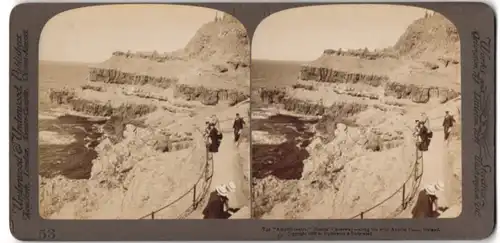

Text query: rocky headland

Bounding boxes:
[252,12,462,219]
[40,14,251,219]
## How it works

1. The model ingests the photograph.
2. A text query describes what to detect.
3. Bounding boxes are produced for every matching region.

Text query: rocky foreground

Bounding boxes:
[40,14,251,219]
[252,12,462,219]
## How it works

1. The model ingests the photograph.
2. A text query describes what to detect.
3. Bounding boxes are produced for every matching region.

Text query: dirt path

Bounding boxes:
[399,115,455,218]
[186,128,249,219]
[421,119,446,200]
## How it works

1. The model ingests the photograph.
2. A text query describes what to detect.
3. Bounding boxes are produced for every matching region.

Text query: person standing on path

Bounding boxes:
[202,183,237,219]
[442,111,456,141]
[411,182,445,218]
[232,113,245,144]
[208,123,221,153]
[211,115,221,134]
[202,184,231,219]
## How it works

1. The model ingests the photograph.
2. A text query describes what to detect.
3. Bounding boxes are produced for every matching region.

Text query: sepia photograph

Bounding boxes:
[38,4,251,219]
[251,5,461,219]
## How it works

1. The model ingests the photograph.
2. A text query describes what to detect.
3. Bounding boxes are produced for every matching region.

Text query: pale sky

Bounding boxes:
[40,4,220,63]
[252,5,430,61]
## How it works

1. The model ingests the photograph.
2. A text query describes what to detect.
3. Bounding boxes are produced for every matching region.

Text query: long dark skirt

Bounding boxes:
[208,140,219,153]
[202,191,231,219]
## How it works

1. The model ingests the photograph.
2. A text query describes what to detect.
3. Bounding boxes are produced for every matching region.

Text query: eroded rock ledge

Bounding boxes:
[174,84,248,106]
[111,51,186,62]
[299,66,388,87]
[256,88,368,116]
[384,82,460,103]
[89,68,178,88]
[323,48,398,60]
[49,89,157,118]
[88,67,248,106]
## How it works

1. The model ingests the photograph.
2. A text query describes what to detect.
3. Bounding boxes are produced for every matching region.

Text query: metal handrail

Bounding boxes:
[138,128,213,219]
[348,140,424,219]
[137,115,247,219]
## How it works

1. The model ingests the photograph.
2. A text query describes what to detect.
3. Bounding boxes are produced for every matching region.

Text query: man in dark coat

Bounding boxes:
[442,111,456,140]
[232,113,245,143]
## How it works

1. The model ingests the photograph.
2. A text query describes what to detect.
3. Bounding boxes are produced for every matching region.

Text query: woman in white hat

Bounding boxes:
[411,182,444,218]
[202,184,231,219]
[222,181,241,215]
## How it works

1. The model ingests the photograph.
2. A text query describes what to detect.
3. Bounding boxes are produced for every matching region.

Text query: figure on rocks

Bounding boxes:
[232,113,245,144]
[202,182,237,219]
[411,182,445,218]
[442,111,456,141]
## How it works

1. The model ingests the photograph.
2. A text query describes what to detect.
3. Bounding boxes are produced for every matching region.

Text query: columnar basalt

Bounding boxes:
[299,66,388,87]
[88,68,178,88]
[49,89,157,118]
[384,82,460,103]
[174,84,248,106]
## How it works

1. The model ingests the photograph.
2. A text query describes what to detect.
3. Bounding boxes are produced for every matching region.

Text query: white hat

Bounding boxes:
[435,181,444,191]
[425,182,444,196]
[226,181,236,192]
[424,184,436,195]
[216,184,228,197]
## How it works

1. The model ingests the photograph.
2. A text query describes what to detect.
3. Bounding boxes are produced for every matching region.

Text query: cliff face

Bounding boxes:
[299,66,388,87]
[255,88,368,117]
[49,89,157,118]
[322,48,398,60]
[84,14,250,107]
[296,12,460,105]
[384,82,460,103]
[89,68,178,88]
[174,84,248,106]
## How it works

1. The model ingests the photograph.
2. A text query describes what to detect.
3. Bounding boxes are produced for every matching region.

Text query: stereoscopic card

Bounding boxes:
[9,1,495,241]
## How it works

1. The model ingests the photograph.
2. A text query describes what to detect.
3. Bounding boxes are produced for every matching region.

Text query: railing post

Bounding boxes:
[360,212,364,219]
[402,182,406,209]
[192,184,197,209]
[151,212,155,219]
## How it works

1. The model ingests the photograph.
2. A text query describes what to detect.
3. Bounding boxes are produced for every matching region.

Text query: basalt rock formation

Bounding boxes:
[88,67,178,88]
[384,82,460,103]
[174,84,248,106]
[295,12,460,106]
[49,88,157,118]
[299,66,388,87]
